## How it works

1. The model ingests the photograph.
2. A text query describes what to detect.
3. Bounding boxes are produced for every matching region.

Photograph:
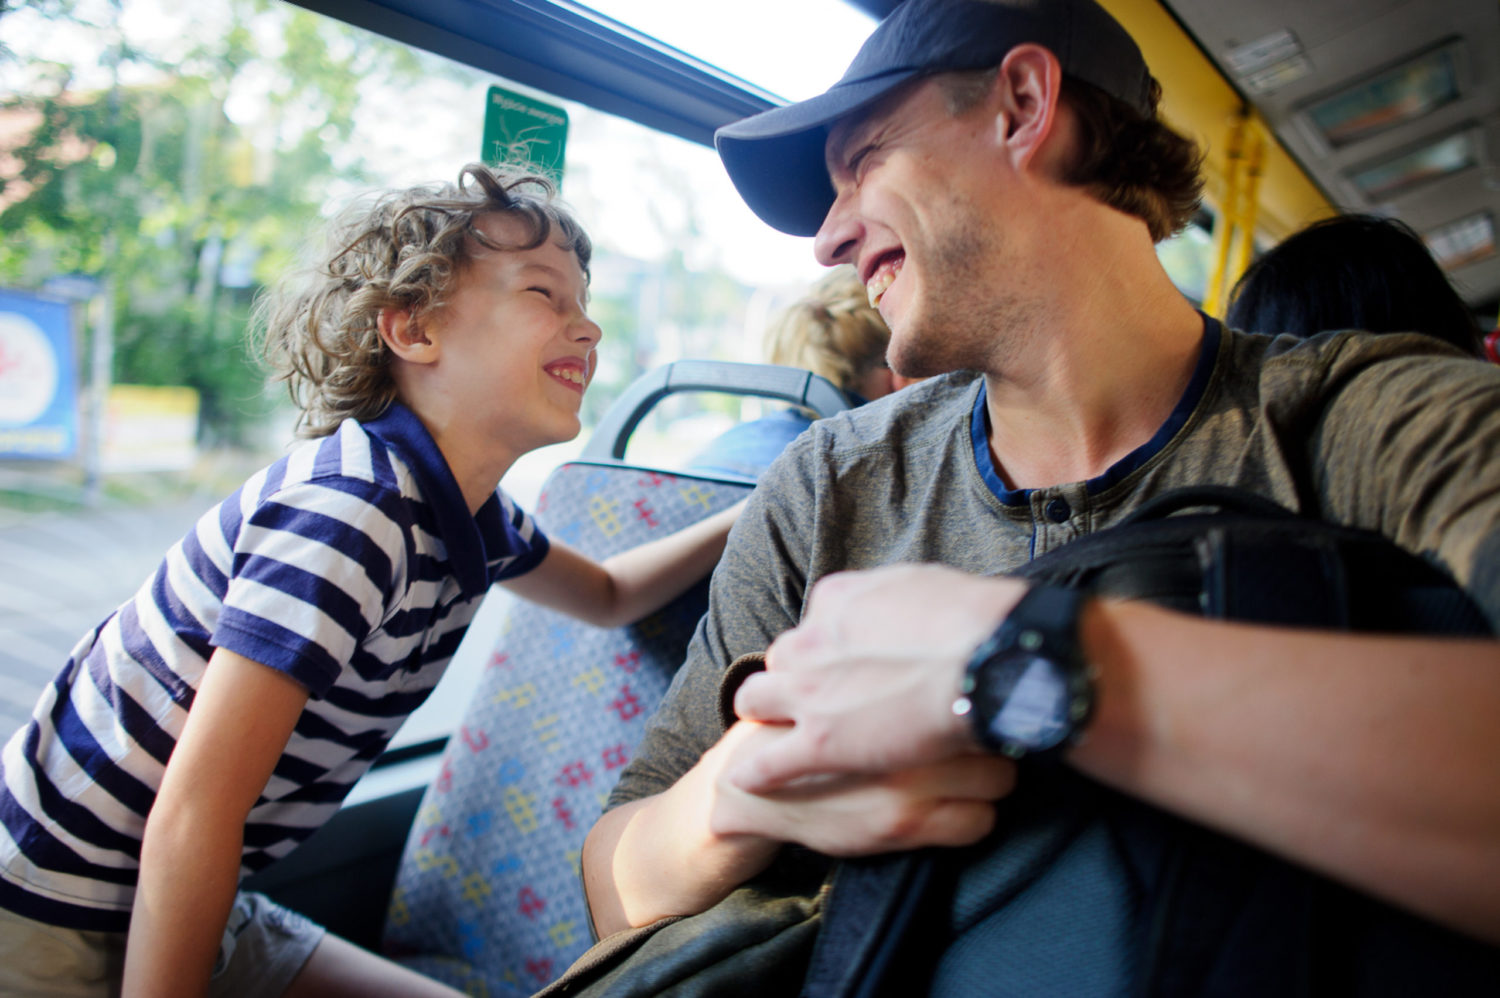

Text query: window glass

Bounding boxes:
[576,0,877,101]
[0,0,835,747]
[0,0,834,481]
[1157,218,1216,308]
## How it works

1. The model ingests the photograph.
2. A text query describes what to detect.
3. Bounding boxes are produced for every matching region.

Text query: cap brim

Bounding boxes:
[715,71,920,237]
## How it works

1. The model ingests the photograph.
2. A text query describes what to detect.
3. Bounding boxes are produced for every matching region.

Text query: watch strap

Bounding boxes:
[995,584,1087,654]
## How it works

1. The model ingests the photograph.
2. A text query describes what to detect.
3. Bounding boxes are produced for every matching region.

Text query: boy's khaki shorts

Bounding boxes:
[0,891,326,998]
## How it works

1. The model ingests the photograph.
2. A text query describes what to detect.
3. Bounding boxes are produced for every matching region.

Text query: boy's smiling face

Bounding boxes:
[420,211,601,469]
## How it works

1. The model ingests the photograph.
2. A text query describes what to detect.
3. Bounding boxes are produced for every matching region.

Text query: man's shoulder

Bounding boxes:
[1214,326,1490,411]
[810,370,981,451]
[1223,325,1477,376]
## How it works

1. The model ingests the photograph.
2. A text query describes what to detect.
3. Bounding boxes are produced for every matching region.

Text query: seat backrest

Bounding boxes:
[384,463,749,995]
[381,362,848,996]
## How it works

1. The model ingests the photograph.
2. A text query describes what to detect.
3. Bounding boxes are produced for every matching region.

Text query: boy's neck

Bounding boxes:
[407,404,515,516]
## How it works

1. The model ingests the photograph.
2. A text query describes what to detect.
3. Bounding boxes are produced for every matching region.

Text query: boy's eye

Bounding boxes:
[527,286,554,299]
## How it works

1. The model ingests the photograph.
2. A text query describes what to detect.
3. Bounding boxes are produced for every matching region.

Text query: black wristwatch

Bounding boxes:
[953,585,1095,761]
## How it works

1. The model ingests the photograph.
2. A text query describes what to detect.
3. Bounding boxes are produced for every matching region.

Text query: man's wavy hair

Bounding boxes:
[938,66,1205,242]
[256,163,593,437]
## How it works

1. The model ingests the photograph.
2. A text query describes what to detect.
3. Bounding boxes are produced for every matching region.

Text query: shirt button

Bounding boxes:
[1044,498,1071,523]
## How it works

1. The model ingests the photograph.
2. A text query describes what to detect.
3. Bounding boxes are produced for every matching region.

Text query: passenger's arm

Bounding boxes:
[583,724,781,936]
[732,564,1500,945]
[500,499,746,627]
[1076,601,1500,946]
[582,719,1012,937]
[123,649,310,998]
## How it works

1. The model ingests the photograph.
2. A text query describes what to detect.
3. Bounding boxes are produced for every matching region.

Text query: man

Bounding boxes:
[581,0,1500,989]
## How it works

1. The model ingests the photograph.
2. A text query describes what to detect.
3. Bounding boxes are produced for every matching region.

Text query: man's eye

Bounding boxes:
[847,145,875,177]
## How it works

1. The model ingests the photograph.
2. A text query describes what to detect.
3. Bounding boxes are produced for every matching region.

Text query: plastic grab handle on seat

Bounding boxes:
[581,360,852,461]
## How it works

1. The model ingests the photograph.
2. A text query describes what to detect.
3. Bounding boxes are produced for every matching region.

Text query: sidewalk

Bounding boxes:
[0,498,208,742]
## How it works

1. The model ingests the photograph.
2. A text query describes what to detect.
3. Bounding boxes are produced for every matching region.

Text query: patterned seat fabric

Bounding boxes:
[382,462,752,996]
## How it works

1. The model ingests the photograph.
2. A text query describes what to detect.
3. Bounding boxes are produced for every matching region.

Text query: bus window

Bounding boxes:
[0,0,868,744]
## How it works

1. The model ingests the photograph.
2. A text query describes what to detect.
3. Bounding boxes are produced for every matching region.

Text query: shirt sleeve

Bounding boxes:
[1304,335,1500,629]
[214,477,412,697]
[486,488,551,583]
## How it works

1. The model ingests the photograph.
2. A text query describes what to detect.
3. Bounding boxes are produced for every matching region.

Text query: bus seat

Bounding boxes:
[380,361,849,996]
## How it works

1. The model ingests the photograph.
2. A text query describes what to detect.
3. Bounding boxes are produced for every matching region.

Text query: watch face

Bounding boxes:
[986,654,1071,752]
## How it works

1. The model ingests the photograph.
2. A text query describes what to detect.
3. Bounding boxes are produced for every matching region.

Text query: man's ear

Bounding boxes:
[993,44,1064,174]
[378,307,438,365]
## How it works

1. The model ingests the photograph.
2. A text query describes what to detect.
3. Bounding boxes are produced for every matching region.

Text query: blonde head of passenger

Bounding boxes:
[256,163,593,437]
[764,265,916,404]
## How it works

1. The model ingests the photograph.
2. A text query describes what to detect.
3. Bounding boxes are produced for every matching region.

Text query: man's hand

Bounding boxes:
[729,565,1029,792]
[711,720,1014,856]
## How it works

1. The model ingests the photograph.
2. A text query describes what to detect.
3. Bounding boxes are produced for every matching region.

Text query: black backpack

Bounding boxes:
[804,486,1500,997]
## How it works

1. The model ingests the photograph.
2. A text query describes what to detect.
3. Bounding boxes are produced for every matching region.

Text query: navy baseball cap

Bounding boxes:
[715,0,1153,236]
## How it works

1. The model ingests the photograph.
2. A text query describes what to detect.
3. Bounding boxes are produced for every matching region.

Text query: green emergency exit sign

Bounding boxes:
[482,85,569,183]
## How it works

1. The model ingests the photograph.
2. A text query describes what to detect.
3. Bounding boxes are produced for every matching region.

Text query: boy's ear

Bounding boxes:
[993,43,1064,174]
[378,307,438,364]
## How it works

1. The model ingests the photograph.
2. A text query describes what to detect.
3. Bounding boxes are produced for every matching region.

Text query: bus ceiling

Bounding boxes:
[1152,0,1499,316]
[292,1,1497,315]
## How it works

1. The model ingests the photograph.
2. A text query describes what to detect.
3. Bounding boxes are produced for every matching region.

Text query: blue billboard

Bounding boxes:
[0,288,78,459]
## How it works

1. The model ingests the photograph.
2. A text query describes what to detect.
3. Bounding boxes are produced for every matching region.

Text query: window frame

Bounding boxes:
[287,0,784,146]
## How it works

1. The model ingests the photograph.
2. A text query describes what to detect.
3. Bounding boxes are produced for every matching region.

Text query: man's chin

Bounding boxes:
[890,338,963,381]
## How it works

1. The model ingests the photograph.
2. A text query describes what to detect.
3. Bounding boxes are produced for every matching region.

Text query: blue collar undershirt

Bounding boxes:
[969,314,1222,506]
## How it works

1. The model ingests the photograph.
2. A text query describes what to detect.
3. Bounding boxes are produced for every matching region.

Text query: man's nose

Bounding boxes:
[813,188,862,267]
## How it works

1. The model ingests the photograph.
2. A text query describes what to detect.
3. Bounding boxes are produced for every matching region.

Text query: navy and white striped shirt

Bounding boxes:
[0,403,548,930]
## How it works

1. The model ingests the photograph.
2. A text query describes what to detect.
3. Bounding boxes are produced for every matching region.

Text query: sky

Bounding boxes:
[580,0,875,103]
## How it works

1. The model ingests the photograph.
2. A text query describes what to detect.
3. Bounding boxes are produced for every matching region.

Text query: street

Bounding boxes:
[0,498,208,742]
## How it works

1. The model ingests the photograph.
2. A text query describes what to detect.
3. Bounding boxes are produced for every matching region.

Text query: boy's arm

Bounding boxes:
[124,648,310,998]
[499,499,745,627]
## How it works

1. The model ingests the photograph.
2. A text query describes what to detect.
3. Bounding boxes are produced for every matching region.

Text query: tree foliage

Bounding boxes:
[0,0,431,442]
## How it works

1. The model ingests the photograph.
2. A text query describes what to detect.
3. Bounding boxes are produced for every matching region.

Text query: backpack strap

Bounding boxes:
[1119,484,1298,526]
[801,854,935,998]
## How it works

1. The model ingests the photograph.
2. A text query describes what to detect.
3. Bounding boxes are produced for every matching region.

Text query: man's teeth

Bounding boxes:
[867,268,896,308]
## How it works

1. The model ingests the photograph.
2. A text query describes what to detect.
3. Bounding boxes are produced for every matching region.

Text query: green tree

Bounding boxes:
[0,0,431,443]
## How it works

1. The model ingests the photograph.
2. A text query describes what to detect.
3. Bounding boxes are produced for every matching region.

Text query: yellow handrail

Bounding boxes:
[1098,0,1335,266]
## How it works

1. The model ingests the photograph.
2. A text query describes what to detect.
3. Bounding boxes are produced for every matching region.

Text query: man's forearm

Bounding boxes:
[584,720,1014,937]
[733,565,1500,942]
[1075,599,1500,944]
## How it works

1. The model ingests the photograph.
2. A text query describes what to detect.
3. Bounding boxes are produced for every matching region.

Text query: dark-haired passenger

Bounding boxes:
[1226,213,1485,358]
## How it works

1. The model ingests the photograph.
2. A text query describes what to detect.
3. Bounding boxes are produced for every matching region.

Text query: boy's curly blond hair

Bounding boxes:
[256,163,592,437]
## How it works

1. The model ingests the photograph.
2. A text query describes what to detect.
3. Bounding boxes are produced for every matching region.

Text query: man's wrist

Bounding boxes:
[952,584,1097,761]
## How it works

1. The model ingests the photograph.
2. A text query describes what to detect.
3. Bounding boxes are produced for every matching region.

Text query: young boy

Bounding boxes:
[0,164,741,998]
